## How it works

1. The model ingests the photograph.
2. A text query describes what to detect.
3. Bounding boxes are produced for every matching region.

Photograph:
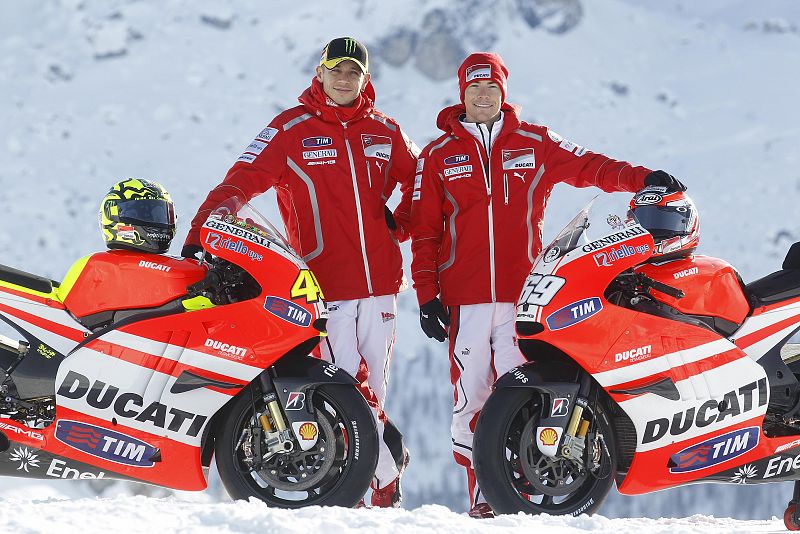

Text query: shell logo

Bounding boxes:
[539,427,558,446]
[299,422,318,441]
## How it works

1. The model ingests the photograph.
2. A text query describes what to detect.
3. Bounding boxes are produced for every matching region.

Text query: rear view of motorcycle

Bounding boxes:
[0,195,377,508]
[473,190,800,529]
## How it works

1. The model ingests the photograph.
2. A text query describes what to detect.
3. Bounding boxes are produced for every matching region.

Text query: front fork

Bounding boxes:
[537,371,605,472]
[257,372,296,456]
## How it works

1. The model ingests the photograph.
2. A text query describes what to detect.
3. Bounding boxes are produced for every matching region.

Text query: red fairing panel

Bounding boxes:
[63,251,206,318]
[635,255,750,326]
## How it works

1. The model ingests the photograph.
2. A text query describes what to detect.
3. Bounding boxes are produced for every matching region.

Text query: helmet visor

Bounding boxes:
[631,205,692,238]
[117,199,175,227]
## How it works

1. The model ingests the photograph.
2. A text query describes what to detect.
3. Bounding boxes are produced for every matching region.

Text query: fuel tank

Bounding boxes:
[634,255,750,326]
[60,250,206,319]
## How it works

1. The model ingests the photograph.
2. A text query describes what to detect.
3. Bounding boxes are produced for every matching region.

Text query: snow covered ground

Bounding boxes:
[0,491,788,533]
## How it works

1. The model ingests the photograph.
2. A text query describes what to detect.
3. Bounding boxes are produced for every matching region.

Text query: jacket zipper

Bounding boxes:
[503,173,509,205]
[474,141,496,303]
[342,122,374,295]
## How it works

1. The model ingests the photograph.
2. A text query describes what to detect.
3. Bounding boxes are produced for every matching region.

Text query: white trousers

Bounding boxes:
[448,302,526,508]
[318,294,404,490]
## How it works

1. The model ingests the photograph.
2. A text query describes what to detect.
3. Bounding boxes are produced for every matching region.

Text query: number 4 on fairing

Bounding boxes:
[519,274,565,309]
[291,269,325,303]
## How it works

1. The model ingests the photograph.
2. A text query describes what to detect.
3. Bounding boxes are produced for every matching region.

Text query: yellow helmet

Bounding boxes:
[99,179,176,254]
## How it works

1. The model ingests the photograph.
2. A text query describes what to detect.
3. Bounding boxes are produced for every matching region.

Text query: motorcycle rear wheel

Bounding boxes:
[473,387,616,516]
[216,383,377,508]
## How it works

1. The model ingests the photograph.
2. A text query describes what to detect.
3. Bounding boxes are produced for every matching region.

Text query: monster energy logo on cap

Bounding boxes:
[320,37,369,73]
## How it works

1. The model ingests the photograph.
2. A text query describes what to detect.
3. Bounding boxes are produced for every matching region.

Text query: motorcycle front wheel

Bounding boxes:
[216,383,377,508]
[473,387,616,516]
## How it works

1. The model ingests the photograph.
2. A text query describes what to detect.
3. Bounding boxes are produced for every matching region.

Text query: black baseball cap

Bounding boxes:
[320,37,369,73]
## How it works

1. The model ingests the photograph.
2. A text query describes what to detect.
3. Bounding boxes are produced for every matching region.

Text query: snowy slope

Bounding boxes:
[2,0,800,524]
[0,491,788,534]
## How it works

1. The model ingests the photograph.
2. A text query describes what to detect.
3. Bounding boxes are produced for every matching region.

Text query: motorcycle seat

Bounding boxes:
[746,243,800,306]
[747,269,800,306]
[0,263,57,295]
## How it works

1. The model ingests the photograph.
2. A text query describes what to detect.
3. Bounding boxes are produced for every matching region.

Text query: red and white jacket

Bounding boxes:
[186,79,418,302]
[411,104,651,306]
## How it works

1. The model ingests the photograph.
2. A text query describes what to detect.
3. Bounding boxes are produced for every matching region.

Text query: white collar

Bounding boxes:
[460,113,504,153]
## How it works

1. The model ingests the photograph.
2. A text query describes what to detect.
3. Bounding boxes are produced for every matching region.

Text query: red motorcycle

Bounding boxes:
[473,191,800,529]
[0,197,377,507]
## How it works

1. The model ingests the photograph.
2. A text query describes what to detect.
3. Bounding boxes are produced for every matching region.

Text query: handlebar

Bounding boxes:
[637,273,685,299]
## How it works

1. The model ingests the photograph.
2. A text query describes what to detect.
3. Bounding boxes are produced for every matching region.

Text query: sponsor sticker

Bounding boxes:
[669,426,759,473]
[381,312,395,323]
[0,421,44,441]
[634,192,663,206]
[57,370,209,438]
[204,338,247,358]
[264,296,312,327]
[443,154,469,166]
[674,267,699,279]
[285,391,305,410]
[416,158,425,173]
[138,260,171,272]
[559,138,586,156]
[545,297,602,330]
[303,149,337,160]
[465,64,491,82]
[291,421,319,450]
[362,134,392,161]
[536,426,563,457]
[543,246,561,263]
[118,224,137,240]
[237,153,257,164]
[615,344,652,364]
[205,232,263,262]
[776,438,800,454]
[298,422,318,441]
[55,420,158,467]
[501,148,535,170]
[302,136,332,148]
[256,127,278,142]
[547,130,563,143]
[244,139,267,155]
[551,398,569,417]
[444,165,472,177]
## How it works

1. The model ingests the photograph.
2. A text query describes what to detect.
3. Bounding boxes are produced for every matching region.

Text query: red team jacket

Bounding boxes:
[186,80,418,302]
[411,104,652,306]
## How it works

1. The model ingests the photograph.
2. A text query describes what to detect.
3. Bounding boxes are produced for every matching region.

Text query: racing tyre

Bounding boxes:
[473,387,616,516]
[216,383,377,508]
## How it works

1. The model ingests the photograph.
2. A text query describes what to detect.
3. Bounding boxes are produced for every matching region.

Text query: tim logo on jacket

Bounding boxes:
[362,134,392,161]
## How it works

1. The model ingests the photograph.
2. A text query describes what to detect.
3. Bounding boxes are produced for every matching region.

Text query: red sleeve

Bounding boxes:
[541,127,651,193]
[389,126,421,243]
[184,122,288,247]
[410,147,445,305]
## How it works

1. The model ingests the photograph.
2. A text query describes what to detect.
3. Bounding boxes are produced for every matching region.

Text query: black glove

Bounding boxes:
[384,206,397,231]
[644,170,687,192]
[181,244,204,260]
[419,298,449,342]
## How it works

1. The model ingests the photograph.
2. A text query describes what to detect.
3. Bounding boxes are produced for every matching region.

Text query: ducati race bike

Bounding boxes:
[472,194,800,528]
[0,197,377,507]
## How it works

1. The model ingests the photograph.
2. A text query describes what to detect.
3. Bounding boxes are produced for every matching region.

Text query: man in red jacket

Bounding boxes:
[410,52,685,518]
[183,37,417,508]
